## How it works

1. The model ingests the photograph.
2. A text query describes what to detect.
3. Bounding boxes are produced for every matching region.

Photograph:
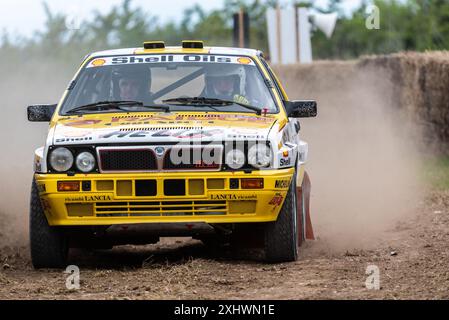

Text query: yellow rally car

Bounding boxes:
[27,41,317,268]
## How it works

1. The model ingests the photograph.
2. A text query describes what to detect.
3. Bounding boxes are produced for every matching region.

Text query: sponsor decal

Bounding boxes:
[279,158,291,167]
[40,199,52,215]
[35,162,42,173]
[106,116,159,125]
[192,160,219,169]
[55,127,94,143]
[86,55,255,68]
[210,194,257,201]
[227,134,266,139]
[64,119,102,127]
[60,128,93,138]
[100,129,220,139]
[105,120,198,126]
[269,193,284,206]
[112,55,175,64]
[154,146,165,156]
[34,158,42,173]
[65,195,112,202]
[237,57,252,64]
[91,58,106,67]
[102,114,272,126]
[86,195,112,201]
[55,137,93,143]
[275,179,290,189]
[65,196,84,202]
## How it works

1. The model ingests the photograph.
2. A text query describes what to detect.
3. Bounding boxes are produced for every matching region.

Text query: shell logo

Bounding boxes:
[237,57,252,64]
[91,59,106,67]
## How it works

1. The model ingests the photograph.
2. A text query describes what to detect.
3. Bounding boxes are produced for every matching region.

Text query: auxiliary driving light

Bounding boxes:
[76,152,96,173]
[225,149,245,170]
[248,144,271,168]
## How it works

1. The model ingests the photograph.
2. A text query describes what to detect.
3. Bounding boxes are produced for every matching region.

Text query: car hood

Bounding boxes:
[52,113,278,145]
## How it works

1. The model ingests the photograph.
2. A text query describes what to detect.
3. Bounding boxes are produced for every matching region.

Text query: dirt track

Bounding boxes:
[1,190,448,300]
[1,55,448,300]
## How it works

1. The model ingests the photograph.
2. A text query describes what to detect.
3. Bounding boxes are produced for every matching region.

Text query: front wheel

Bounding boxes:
[30,179,68,269]
[264,171,301,262]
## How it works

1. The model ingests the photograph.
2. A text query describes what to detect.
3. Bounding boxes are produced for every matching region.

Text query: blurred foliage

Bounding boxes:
[313,0,449,59]
[0,0,449,66]
[422,156,449,190]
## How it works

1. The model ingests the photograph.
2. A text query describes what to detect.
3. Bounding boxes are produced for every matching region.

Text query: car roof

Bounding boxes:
[89,46,264,59]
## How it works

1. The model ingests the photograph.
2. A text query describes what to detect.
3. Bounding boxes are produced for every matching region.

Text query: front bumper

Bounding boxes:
[35,168,296,226]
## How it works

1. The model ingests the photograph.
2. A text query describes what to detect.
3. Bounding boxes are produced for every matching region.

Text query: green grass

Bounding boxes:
[423,156,449,190]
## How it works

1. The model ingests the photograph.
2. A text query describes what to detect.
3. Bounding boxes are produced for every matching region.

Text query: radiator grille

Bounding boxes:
[99,149,157,172]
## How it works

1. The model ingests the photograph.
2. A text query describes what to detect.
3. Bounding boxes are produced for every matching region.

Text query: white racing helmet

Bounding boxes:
[204,64,246,98]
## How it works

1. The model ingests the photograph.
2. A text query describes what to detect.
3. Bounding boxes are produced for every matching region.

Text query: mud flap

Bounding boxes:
[296,171,315,242]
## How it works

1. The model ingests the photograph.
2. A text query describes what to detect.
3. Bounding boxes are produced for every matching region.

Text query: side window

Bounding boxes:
[260,58,287,101]
[65,68,110,107]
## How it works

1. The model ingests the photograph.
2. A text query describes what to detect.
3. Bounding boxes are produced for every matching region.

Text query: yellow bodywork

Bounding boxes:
[36,168,297,226]
[37,45,300,227]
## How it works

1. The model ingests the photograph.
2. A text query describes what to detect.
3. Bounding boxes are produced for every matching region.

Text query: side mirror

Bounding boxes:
[284,100,317,118]
[27,104,57,122]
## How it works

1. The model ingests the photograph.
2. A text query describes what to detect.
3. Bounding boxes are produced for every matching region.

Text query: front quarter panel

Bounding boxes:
[268,122,298,170]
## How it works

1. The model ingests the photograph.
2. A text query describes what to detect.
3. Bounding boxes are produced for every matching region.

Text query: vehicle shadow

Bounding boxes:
[68,238,265,270]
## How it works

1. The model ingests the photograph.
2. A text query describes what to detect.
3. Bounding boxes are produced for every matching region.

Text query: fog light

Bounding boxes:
[82,181,91,191]
[241,178,264,189]
[57,181,80,192]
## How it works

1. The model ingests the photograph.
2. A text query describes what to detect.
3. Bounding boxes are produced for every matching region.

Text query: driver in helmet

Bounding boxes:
[204,65,250,104]
[119,75,141,101]
[112,65,152,102]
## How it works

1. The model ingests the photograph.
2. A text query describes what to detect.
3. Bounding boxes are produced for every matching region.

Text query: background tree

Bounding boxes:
[1,0,449,65]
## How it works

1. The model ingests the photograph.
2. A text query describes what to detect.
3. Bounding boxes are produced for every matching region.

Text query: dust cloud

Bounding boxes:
[0,59,74,246]
[276,61,423,251]
[0,58,424,252]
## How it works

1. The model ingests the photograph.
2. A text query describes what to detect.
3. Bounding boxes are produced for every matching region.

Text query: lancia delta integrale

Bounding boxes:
[27,41,317,268]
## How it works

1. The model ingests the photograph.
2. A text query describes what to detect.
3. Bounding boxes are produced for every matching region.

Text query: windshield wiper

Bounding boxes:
[66,100,142,114]
[66,100,170,114]
[162,97,262,115]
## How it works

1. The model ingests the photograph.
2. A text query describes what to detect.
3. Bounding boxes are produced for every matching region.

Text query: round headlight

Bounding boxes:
[225,149,245,170]
[76,152,96,173]
[248,143,271,168]
[49,147,74,172]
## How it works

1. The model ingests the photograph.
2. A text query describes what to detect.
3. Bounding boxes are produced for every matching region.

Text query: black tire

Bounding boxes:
[264,172,299,262]
[30,179,68,269]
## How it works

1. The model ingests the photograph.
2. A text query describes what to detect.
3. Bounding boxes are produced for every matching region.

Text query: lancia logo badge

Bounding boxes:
[155,147,165,156]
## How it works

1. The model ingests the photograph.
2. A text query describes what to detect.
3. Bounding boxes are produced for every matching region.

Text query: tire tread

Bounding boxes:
[264,173,298,262]
[30,179,68,269]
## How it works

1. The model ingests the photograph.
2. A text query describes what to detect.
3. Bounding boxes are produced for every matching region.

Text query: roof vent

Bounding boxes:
[143,41,165,49]
[182,40,204,49]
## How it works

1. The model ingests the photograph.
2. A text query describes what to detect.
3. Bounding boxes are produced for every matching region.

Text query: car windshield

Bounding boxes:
[60,54,278,115]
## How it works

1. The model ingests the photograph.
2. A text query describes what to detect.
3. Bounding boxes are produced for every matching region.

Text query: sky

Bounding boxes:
[0,0,363,38]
